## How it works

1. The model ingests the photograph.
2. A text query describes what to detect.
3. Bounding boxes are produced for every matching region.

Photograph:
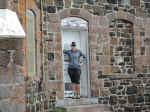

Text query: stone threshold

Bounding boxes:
[63,104,112,112]
[56,98,99,107]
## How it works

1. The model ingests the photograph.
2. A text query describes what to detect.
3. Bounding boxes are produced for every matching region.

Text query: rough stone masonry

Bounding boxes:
[1,0,150,112]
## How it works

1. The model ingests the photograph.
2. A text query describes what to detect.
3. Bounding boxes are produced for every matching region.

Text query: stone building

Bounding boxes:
[1,0,150,112]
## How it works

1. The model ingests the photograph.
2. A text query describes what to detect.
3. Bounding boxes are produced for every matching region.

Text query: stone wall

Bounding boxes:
[25,77,56,112]
[0,1,27,112]
[0,0,44,112]
[42,0,150,111]
[2,0,150,112]
[109,19,134,74]
[0,39,25,112]
[98,74,150,112]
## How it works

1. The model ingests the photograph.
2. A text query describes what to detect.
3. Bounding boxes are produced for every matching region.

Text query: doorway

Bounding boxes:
[61,17,90,98]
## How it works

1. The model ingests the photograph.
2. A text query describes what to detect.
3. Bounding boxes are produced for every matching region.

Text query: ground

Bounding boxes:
[63,104,112,112]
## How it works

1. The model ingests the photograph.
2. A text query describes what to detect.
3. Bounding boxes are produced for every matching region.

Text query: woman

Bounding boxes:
[63,42,87,99]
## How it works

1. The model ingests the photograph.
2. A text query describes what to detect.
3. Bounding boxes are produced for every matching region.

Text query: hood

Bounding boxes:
[0,9,25,38]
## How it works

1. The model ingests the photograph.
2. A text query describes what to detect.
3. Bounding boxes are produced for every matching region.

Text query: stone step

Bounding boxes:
[64,104,112,112]
[56,98,99,106]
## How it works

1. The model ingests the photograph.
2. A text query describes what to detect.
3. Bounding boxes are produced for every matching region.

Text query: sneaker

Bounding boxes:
[76,95,80,99]
[72,91,76,99]
[72,96,76,99]
[76,91,80,99]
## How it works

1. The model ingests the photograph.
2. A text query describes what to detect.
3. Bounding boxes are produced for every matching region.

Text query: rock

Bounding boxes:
[126,86,137,95]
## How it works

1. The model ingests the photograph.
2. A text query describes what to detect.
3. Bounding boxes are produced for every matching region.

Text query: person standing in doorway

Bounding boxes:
[63,42,87,99]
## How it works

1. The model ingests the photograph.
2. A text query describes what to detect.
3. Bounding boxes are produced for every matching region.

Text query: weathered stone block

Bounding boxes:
[44,100,49,110]
[93,6,104,16]
[131,0,140,7]
[111,66,121,73]
[0,0,8,9]
[47,53,54,61]
[109,87,117,94]
[135,107,142,112]
[104,66,111,74]
[128,95,136,103]
[103,96,109,104]
[109,95,117,105]
[36,103,40,111]
[124,106,135,112]
[145,94,150,102]
[0,101,25,112]
[47,6,56,13]
[0,86,9,100]
[70,9,80,15]
[119,99,127,105]
[132,80,142,85]
[104,81,112,87]
[136,95,144,103]
[145,86,150,94]
[126,86,137,95]
[55,0,64,7]
[65,0,71,8]
[0,75,9,84]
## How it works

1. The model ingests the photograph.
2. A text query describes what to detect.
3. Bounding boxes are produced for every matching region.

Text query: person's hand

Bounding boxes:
[79,62,83,66]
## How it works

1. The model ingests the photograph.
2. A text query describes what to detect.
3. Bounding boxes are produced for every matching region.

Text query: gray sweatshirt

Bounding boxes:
[63,49,87,69]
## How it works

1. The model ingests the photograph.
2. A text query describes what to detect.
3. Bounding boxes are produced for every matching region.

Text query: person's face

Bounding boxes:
[71,45,76,51]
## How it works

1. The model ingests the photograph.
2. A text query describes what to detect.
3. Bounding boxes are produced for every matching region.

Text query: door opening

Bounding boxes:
[61,17,90,98]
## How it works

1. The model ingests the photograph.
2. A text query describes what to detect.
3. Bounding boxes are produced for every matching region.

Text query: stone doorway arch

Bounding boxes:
[61,17,90,98]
